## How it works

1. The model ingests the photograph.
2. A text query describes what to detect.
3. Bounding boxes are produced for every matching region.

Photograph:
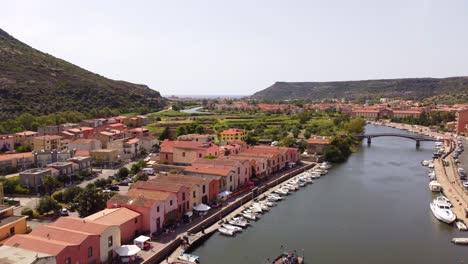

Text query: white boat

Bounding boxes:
[451,237,468,245]
[429,180,442,192]
[421,160,431,166]
[428,163,435,169]
[435,196,452,207]
[315,169,328,175]
[261,200,276,207]
[222,223,243,232]
[178,253,200,263]
[456,221,468,231]
[300,176,313,183]
[218,227,235,236]
[267,194,283,201]
[247,206,263,214]
[282,185,296,191]
[428,171,436,178]
[430,198,456,224]
[319,162,332,170]
[274,188,289,196]
[242,212,257,220]
[252,202,269,211]
[309,172,321,179]
[229,217,250,227]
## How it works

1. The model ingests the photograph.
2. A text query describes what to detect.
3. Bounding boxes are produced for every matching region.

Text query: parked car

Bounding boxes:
[118,181,129,186]
[59,208,69,216]
[108,185,120,191]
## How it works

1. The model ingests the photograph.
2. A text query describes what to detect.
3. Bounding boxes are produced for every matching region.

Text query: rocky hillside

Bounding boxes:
[251,77,468,103]
[0,28,165,120]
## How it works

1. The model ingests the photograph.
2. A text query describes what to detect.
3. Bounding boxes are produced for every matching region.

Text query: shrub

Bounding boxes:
[21,207,34,219]
[52,191,64,203]
[36,195,60,215]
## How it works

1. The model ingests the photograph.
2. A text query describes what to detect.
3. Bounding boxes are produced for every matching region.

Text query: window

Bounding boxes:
[193,191,196,198]
[230,176,232,182]
[202,185,206,194]
[108,236,113,247]
[182,152,186,157]
[182,192,186,201]
[237,168,240,174]
[199,153,202,158]
[65,257,71,264]
[170,200,173,206]
[88,246,93,257]
[9,227,15,235]
[134,218,138,224]
[157,206,160,213]
[165,154,168,159]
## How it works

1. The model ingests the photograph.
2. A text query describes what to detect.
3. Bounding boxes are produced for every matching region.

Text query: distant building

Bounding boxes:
[32,135,63,151]
[0,135,15,151]
[90,149,120,166]
[306,136,331,155]
[19,168,53,192]
[177,134,214,143]
[14,131,38,147]
[456,108,468,135]
[220,128,247,141]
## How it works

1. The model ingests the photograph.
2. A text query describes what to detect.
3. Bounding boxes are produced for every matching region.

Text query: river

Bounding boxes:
[180,107,210,114]
[191,124,468,263]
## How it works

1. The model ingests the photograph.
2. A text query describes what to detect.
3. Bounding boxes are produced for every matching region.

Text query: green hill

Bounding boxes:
[0,28,164,120]
[251,78,468,103]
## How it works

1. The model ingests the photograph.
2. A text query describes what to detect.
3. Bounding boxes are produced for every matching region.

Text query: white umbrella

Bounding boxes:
[115,245,141,256]
[218,190,232,198]
[193,203,211,211]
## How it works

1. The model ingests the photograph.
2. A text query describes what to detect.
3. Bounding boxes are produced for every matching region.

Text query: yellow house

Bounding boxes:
[32,135,63,151]
[90,149,119,164]
[220,128,247,141]
[0,205,28,242]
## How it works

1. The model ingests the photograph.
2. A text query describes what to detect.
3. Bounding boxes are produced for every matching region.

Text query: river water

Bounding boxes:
[191,125,468,263]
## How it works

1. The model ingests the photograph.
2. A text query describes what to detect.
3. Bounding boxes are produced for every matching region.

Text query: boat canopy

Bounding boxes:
[218,190,232,198]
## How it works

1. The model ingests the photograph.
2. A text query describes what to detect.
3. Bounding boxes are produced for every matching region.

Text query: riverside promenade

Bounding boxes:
[140,162,316,264]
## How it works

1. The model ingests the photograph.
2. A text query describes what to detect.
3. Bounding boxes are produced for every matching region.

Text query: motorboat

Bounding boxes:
[319,162,332,170]
[274,188,289,196]
[429,180,442,192]
[299,176,313,184]
[284,183,299,191]
[430,198,456,224]
[261,200,276,207]
[229,217,250,227]
[178,253,200,263]
[428,171,436,178]
[242,212,257,220]
[267,194,283,201]
[222,223,243,232]
[456,221,468,231]
[218,227,235,236]
[281,185,296,192]
[309,172,321,179]
[252,202,269,211]
[451,237,468,245]
[315,169,328,175]
[435,196,452,207]
[428,163,435,169]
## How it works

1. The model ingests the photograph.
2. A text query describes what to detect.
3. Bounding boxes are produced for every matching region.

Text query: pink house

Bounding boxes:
[160,140,220,165]
[192,158,250,187]
[228,155,269,179]
[85,207,142,245]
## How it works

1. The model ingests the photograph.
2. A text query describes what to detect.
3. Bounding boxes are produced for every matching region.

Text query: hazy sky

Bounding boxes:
[2,1,468,96]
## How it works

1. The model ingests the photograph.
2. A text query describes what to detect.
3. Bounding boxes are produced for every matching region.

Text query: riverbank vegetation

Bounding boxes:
[389,111,455,131]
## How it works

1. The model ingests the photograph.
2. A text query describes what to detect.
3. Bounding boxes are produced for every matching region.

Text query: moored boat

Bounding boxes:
[429,180,442,192]
[241,212,257,220]
[178,253,200,263]
[456,221,468,231]
[229,217,250,227]
[451,237,468,245]
[222,223,243,232]
[218,227,235,236]
[430,198,456,224]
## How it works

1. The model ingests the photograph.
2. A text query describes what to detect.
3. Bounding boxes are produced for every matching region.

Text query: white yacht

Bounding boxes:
[229,217,250,227]
[274,188,288,196]
[319,162,332,170]
[455,221,468,231]
[429,180,442,192]
[178,253,200,263]
[430,198,456,224]
[222,223,243,232]
[309,172,321,179]
[428,163,435,169]
[435,196,452,207]
[218,227,235,236]
[241,212,256,220]
[267,194,283,201]
[421,160,431,166]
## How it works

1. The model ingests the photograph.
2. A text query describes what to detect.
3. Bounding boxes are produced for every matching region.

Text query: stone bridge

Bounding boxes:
[353,133,442,147]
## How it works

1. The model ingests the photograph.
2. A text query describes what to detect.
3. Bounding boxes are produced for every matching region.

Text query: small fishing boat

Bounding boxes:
[300,176,313,184]
[242,212,257,220]
[315,169,328,175]
[428,163,435,169]
[451,237,468,245]
[319,162,332,170]
[455,221,468,231]
[178,253,200,263]
[252,202,269,211]
[430,198,456,224]
[271,250,304,264]
[229,217,250,227]
[222,223,243,232]
[435,196,452,207]
[267,195,283,202]
[218,227,235,236]
[274,188,289,196]
[261,200,276,207]
[429,180,442,192]
[309,172,321,179]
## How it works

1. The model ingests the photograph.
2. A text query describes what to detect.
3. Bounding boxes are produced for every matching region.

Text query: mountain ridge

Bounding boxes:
[251,77,468,103]
[0,28,164,120]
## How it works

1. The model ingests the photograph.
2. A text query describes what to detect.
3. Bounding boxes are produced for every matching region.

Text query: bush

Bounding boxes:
[94,178,111,189]
[15,184,30,194]
[117,167,129,179]
[21,207,34,219]
[32,210,40,219]
[62,186,82,203]
[52,191,64,203]
[135,172,148,182]
[36,195,60,215]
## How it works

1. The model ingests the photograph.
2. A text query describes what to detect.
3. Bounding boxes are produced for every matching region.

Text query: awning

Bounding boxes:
[193,203,211,211]
[115,245,141,256]
[218,190,232,198]
[134,235,150,244]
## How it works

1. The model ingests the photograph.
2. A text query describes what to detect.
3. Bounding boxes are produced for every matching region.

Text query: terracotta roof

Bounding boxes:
[0,152,33,162]
[15,131,38,136]
[184,166,231,177]
[74,150,90,156]
[173,141,216,150]
[392,110,422,114]
[30,225,95,245]
[193,158,240,166]
[127,189,173,201]
[307,137,331,145]
[126,138,140,144]
[133,180,186,193]
[108,194,153,208]
[128,128,148,132]
[3,234,71,256]
[85,208,140,225]
[160,139,175,153]
[52,217,109,234]
[220,128,244,135]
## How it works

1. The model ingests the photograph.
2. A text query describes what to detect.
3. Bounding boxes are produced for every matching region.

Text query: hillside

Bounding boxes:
[251,78,468,103]
[0,28,164,120]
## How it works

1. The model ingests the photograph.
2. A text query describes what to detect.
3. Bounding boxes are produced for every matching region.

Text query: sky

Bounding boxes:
[1,0,468,96]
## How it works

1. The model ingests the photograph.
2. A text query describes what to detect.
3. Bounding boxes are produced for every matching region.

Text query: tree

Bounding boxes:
[135,172,148,182]
[56,174,70,187]
[159,127,170,141]
[117,167,129,179]
[344,118,366,134]
[36,195,60,215]
[63,186,82,203]
[303,130,311,140]
[75,185,108,217]
[42,175,60,195]
[94,178,111,189]
[130,164,142,175]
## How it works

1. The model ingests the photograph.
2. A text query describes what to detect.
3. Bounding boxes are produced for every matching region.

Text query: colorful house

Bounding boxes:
[220,128,247,141]
[0,205,28,243]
